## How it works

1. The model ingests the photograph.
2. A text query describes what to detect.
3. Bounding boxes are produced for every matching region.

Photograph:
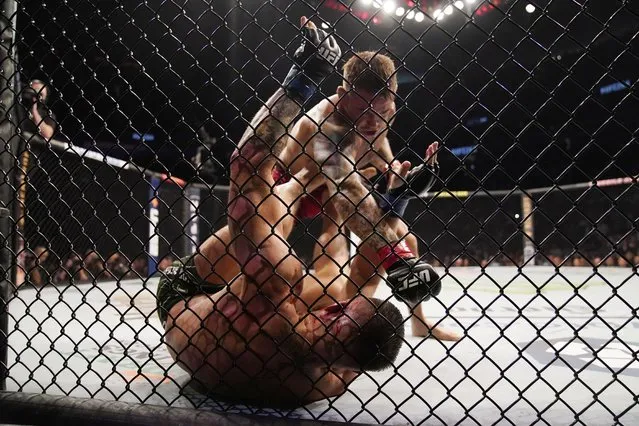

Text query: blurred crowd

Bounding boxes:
[18,234,636,288]
[19,247,176,287]
[432,228,639,269]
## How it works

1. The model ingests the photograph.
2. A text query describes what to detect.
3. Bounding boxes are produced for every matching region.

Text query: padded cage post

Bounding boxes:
[0,391,368,426]
[0,0,18,392]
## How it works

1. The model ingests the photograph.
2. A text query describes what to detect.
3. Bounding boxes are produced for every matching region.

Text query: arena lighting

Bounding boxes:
[396,6,405,16]
[525,3,536,13]
[360,0,372,5]
[383,0,396,13]
[415,11,424,22]
[454,0,464,9]
[406,10,415,19]
[444,4,454,14]
[372,0,382,8]
[433,8,442,18]
[466,0,476,3]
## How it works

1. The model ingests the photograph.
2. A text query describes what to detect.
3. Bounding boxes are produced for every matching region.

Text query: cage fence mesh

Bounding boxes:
[0,0,638,424]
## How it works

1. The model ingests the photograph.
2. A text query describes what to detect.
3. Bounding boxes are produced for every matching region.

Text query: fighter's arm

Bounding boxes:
[278,114,320,174]
[228,17,341,302]
[372,142,441,218]
[229,89,303,190]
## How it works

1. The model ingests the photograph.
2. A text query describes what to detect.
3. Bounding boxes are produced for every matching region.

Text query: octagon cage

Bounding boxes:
[0,0,637,425]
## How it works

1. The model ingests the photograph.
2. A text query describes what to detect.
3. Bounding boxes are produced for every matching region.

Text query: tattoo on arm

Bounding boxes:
[228,88,304,214]
[316,133,399,251]
[330,176,398,251]
[236,88,302,160]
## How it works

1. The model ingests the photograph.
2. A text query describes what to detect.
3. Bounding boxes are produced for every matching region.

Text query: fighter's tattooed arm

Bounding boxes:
[230,88,303,188]
[227,17,341,300]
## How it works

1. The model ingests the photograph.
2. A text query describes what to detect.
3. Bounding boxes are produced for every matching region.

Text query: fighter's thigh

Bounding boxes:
[195,226,240,285]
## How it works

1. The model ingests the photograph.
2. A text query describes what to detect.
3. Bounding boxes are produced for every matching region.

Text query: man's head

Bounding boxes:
[312,296,405,372]
[30,79,49,102]
[33,246,49,259]
[336,51,398,139]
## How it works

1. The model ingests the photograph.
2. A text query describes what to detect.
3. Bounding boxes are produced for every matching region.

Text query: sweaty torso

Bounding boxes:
[165,282,357,405]
[281,94,379,177]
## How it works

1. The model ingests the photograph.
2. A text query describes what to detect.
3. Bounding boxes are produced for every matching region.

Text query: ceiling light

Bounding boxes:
[406,10,415,19]
[415,12,424,22]
[383,0,396,13]
[525,3,536,13]
[454,1,464,9]
[444,5,454,15]
[396,7,405,16]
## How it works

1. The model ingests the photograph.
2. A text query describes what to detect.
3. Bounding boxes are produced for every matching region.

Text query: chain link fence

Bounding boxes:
[1,0,638,424]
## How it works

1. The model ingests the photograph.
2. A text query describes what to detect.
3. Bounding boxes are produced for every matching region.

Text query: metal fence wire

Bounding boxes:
[0,0,638,424]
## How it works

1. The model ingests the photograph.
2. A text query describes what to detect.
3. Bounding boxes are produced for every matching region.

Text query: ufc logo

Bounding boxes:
[165,266,180,277]
[398,269,430,291]
[318,46,339,65]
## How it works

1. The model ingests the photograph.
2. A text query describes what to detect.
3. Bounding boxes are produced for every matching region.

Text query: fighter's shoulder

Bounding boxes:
[306,96,336,120]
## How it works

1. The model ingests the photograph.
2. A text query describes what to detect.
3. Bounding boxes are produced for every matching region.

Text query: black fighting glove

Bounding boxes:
[284,24,341,102]
[386,258,442,306]
[374,163,439,217]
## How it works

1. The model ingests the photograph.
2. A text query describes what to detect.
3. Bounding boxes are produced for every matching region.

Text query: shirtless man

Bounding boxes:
[157,18,406,405]
[275,49,444,308]
[278,50,458,339]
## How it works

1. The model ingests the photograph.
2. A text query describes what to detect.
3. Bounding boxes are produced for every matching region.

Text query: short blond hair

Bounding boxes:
[342,51,398,98]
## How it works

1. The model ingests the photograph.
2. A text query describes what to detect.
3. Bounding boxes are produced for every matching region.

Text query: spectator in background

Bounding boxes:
[604,256,617,267]
[54,252,90,284]
[24,246,56,287]
[127,256,148,279]
[20,79,58,140]
[106,253,129,279]
[571,255,587,267]
[84,250,106,279]
[617,254,630,267]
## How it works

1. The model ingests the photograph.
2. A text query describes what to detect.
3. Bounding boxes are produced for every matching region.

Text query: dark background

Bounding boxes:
[16,0,639,191]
